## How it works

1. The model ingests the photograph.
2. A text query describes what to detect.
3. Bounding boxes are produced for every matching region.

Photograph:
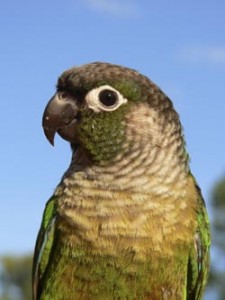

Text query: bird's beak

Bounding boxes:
[42,92,78,146]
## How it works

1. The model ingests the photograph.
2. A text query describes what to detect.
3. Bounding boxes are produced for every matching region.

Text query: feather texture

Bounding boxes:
[33,62,210,299]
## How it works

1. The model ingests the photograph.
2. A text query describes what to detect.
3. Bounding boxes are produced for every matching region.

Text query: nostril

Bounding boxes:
[61,92,69,99]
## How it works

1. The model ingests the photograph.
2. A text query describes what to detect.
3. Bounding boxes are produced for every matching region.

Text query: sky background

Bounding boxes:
[1,0,225,255]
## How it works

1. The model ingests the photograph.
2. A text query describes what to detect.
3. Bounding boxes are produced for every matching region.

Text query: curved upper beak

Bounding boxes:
[42,92,78,146]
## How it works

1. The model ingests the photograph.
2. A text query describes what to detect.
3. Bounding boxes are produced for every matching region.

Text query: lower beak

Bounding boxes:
[42,92,78,145]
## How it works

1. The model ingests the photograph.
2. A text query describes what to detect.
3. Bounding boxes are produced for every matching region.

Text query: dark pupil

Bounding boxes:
[99,89,118,107]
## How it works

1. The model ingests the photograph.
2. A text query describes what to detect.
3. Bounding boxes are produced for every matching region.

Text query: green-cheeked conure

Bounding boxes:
[33,62,210,300]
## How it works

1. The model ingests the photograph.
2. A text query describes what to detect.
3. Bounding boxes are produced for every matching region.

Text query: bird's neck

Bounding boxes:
[61,135,189,199]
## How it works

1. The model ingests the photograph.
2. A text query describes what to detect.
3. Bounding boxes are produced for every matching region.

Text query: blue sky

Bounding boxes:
[1,0,225,254]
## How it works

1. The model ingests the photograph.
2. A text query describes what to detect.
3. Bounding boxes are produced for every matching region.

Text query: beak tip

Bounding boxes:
[49,140,55,147]
[43,127,56,146]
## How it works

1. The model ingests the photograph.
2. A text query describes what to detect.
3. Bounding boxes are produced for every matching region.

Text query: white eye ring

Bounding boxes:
[85,85,128,112]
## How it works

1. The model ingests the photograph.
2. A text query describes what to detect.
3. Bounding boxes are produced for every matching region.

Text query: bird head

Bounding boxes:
[43,62,183,166]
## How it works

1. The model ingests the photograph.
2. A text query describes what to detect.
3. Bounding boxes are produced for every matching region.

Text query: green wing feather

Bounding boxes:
[32,196,57,300]
[187,183,210,299]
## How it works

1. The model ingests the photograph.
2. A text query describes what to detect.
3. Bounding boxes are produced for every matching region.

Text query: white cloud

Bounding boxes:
[178,46,225,64]
[83,0,140,17]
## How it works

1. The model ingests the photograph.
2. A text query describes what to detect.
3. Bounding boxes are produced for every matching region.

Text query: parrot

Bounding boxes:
[32,62,210,300]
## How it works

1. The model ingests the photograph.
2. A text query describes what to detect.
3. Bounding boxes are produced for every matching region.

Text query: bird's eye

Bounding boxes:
[98,89,118,107]
[85,85,127,112]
